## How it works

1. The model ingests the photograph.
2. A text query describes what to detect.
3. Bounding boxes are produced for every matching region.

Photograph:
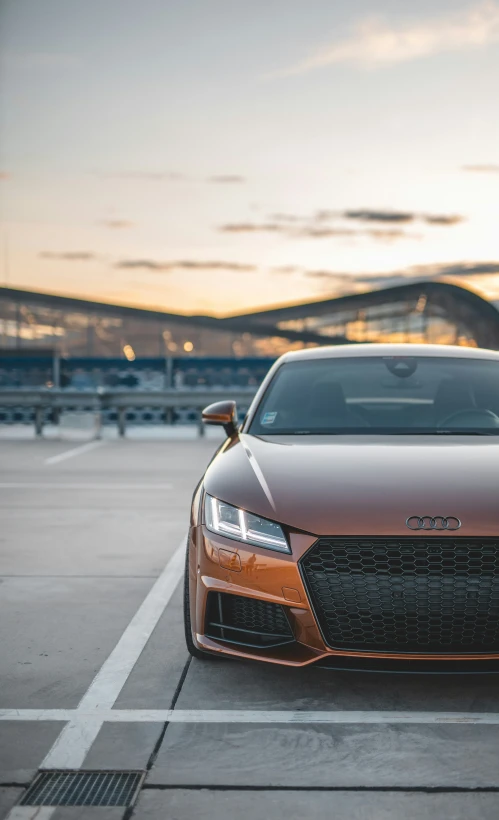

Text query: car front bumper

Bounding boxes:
[188,525,499,669]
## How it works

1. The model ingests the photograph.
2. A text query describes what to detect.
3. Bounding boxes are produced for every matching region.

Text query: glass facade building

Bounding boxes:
[1,280,499,359]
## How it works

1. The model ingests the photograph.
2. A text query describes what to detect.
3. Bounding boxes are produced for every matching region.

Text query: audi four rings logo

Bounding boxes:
[406,516,461,531]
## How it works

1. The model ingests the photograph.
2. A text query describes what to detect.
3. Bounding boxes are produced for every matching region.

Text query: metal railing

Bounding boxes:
[0,388,258,437]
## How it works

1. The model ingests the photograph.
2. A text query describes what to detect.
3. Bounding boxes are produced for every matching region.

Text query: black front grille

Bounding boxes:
[205,592,294,648]
[300,537,499,653]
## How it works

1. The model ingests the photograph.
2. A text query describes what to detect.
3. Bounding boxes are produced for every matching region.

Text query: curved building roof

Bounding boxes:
[225,280,499,350]
[1,280,499,350]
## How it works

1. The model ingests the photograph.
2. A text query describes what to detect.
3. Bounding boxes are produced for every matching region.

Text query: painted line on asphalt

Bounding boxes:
[8,808,56,820]
[44,440,105,465]
[3,539,186,818]
[0,483,173,491]
[3,709,499,725]
[37,536,186,770]
[77,540,186,710]
[166,709,499,725]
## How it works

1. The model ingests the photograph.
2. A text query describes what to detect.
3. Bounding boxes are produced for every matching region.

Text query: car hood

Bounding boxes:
[203,433,499,536]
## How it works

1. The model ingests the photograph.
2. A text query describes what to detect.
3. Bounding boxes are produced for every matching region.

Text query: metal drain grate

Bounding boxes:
[21,770,145,807]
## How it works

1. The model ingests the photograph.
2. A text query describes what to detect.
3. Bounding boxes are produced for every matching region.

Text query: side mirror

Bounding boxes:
[202,400,238,437]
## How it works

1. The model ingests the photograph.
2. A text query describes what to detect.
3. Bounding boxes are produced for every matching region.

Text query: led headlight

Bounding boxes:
[205,494,290,554]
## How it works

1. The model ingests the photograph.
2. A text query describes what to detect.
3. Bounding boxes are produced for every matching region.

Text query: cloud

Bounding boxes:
[275,1,499,74]
[99,220,134,229]
[97,171,187,181]
[39,251,97,261]
[345,210,415,223]
[306,271,353,282]
[303,270,370,296]
[115,259,255,272]
[208,175,246,184]
[462,164,499,173]
[221,221,350,237]
[366,229,419,242]
[271,213,305,223]
[96,171,247,184]
[219,223,284,234]
[271,265,302,274]
[344,209,464,225]
[299,226,417,241]
[220,209,463,240]
[0,172,10,180]
[409,261,499,278]
[296,227,358,238]
[423,214,464,225]
[304,261,499,291]
[219,221,418,242]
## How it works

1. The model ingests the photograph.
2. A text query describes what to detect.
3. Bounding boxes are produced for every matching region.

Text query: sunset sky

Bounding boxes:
[1,0,499,315]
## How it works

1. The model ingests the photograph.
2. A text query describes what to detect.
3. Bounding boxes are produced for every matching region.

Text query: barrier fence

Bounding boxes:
[0,388,258,437]
[0,355,274,432]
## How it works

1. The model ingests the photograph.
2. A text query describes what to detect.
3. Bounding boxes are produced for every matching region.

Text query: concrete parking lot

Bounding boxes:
[1,433,499,819]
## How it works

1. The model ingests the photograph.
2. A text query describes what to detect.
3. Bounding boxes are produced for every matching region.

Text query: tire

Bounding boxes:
[183,540,219,661]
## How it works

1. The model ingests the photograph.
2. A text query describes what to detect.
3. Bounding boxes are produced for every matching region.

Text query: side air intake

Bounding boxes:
[205,592,294,649]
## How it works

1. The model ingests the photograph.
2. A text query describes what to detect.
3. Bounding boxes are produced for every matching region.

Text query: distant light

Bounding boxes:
[183,341,194,352]
[415,295,427,313]
[123,344,136,361]
[167,341,178,352]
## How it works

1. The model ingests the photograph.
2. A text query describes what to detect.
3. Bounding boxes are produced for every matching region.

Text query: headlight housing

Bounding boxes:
[204,494,290,554]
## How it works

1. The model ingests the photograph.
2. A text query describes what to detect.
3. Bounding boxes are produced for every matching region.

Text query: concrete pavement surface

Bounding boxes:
[1,433,499,819]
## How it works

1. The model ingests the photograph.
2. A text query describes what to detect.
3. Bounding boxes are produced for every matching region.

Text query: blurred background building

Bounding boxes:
[2,280,499,361]
[2,281,499,427]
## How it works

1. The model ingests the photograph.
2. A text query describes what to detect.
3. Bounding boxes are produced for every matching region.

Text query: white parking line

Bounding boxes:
[39,536,186,769]
[78,543,186,711]
[8,808,56,820]
[3,537,185,820]
[2,708,499,725]
[44,440,105,465]
[0,483,173,491]
[167,709,499,724]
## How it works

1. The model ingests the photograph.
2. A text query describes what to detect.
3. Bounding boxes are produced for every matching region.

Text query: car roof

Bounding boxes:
[279,343,499,364]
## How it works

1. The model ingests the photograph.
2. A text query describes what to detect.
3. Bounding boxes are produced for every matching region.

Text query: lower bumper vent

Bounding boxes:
[205,591,294,648]
[21,770,145,807]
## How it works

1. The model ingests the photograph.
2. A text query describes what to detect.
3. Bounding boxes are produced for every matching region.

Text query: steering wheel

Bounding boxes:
[438,408,499,428]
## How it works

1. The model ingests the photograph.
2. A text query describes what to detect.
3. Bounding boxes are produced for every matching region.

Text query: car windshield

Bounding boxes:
[248,355,499,436]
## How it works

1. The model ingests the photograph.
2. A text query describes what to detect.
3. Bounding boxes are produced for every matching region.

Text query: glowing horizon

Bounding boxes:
[1,0,499,314]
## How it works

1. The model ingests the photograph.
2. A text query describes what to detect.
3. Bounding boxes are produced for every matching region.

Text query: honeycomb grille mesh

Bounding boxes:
[226,594,291,635]
[300,537,499,653]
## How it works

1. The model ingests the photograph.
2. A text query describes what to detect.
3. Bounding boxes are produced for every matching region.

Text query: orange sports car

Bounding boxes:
[184,343,499,671]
